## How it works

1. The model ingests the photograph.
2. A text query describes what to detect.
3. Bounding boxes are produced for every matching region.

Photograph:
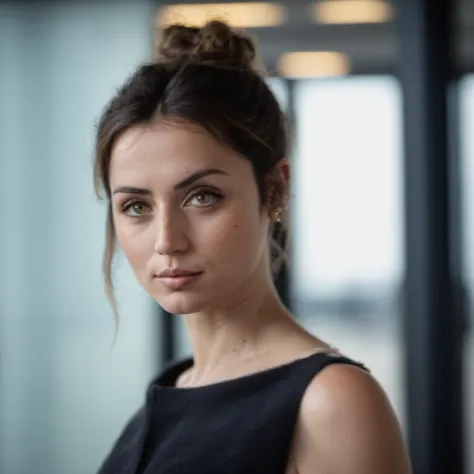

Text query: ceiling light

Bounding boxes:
[278,51,351,78]
[157,2,286,29]
[313,0,394,24]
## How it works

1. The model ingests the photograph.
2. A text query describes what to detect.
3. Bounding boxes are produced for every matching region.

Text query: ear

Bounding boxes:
[276,158,291,186]
[265,158,291,220]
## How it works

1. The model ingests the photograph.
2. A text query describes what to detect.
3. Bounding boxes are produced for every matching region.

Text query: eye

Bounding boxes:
[186,189,223,207]
[122,200,152,217]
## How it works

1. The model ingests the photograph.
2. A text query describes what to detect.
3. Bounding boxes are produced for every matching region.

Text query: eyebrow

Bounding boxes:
[112,168,227,196]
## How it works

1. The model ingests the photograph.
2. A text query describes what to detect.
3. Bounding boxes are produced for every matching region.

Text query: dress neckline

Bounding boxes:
[151,349,342,394]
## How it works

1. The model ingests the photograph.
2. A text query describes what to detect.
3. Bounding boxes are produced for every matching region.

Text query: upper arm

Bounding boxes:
[293,364,412,474]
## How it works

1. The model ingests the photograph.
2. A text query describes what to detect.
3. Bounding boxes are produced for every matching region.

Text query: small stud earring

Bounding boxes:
[273,208,282,223]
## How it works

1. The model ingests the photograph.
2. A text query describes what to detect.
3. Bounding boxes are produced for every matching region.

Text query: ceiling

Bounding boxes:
[154,0,474,75]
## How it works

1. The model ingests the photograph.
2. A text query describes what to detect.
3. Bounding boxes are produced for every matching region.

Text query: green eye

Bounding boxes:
[187,190,223,207]
[123,201,151,216]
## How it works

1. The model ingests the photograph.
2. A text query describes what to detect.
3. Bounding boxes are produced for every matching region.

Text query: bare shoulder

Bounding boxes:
[292,361,412,474]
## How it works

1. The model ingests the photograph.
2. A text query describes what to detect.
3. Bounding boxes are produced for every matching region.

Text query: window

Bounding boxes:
[292,76,406,425]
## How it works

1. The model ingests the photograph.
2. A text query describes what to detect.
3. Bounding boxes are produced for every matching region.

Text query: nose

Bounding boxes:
[153,210,189,256]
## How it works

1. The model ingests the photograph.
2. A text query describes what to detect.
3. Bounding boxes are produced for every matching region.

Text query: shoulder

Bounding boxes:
[112,405,147,448]
[293,360,412,474]
[97,406,147,473]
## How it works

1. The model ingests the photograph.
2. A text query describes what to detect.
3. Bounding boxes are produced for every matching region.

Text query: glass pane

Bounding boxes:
[292,76,406,426]
[0,3,156,474]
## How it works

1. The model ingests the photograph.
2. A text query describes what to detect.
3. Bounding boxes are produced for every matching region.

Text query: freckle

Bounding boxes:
[233,224,239,228]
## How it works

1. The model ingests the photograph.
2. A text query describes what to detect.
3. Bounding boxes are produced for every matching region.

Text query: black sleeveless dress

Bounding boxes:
[97,352,368,473]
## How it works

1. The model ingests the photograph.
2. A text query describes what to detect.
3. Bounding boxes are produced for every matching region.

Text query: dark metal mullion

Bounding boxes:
[273,78,296,311]
[446,77,470,474]
[397,0,465,473]
[158,306,175,366]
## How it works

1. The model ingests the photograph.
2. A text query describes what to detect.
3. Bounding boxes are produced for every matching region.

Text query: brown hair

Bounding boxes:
[94,20,290,333]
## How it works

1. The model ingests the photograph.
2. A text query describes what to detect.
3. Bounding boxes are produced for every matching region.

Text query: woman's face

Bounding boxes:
[109,120,271,315]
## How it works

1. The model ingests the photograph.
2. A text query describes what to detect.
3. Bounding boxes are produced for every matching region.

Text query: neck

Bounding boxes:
[181,269,297,384]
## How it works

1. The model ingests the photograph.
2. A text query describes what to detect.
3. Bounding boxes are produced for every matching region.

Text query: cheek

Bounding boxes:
[198,207,265,264]
[115,221,152,271]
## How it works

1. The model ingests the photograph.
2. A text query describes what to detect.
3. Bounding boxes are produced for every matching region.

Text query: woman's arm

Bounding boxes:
[293,364,412,474]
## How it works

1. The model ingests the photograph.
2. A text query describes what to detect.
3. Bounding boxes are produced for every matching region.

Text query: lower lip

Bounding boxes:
[158,273,202,290]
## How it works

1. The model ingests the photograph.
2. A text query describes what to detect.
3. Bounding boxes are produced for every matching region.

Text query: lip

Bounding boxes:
[157,269,203,290]
[158,268,202,278]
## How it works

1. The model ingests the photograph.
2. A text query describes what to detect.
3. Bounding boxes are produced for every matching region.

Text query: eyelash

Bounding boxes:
[185,189,223,207]
[120,188,223,217]
[121,200,151,217]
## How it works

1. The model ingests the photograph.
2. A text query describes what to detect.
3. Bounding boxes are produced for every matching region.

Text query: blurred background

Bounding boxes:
[0,0,471,473]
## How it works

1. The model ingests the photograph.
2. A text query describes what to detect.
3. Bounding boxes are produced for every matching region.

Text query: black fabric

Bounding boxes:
[97,351,368,474]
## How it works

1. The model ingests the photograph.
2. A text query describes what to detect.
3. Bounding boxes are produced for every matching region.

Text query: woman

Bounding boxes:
[95,20,412,474]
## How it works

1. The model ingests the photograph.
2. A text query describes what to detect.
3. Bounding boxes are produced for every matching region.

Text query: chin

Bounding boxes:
[153,292,209,315]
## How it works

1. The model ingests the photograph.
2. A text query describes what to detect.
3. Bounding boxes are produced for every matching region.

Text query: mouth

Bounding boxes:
[157,271,203,291]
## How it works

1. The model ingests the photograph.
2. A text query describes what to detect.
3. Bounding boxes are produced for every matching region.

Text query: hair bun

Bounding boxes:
[156,20,257,70]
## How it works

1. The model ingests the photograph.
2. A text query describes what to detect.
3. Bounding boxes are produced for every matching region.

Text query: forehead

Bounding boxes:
[109,121,245,187]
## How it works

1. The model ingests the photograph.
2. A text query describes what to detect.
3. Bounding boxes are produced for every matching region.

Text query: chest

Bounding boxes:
[137,394,301,474]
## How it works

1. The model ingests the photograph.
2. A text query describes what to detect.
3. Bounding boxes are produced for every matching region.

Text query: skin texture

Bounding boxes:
[110,121,269,318]
[109,120,412,474]
[290,364,413,473]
